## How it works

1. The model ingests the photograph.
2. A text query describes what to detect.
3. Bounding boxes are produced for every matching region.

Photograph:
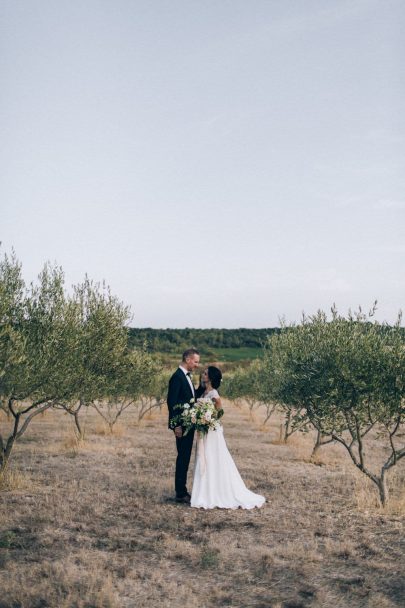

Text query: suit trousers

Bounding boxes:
[175,428,195,497]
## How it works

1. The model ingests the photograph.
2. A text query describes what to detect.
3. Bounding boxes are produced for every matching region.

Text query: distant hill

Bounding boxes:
[127,328,279,354]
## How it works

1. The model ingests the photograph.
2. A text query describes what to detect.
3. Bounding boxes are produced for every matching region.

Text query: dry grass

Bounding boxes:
[0,400,404,608]
[0,468,32,492]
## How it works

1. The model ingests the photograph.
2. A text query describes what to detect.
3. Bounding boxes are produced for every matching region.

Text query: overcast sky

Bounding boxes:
[1,0,404,327]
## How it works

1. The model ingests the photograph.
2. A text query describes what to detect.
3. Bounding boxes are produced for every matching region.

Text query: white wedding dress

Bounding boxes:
[191,389,265,509]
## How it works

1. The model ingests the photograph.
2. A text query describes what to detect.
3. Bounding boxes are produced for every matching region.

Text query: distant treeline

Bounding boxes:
[128,328,280,352]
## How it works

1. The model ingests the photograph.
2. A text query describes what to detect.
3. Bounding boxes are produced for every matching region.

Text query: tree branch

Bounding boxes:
[18,396,56,416]
[361,421,376,438]
[15,403,53,439]
[8,398,17,419]
[331,432,379,486]
[354,415,365,470]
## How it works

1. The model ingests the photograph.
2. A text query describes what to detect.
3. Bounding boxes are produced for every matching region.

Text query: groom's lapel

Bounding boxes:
[181,370,194,400]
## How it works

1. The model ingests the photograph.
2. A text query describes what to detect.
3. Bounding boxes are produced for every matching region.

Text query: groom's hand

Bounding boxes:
[174,426,183,438]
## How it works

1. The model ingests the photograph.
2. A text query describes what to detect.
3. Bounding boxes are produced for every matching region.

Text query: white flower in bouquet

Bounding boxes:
[191,397,223,435]
[170,397,223,436]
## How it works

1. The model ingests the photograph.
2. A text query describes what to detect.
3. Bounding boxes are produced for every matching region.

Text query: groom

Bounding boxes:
[167,348,203,503]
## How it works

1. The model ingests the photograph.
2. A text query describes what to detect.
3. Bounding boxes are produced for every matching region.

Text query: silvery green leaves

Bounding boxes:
[263,307,405,506]
[0,247,133,471]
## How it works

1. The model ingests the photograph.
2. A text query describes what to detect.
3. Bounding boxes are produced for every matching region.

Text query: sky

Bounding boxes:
[1,0,404,328]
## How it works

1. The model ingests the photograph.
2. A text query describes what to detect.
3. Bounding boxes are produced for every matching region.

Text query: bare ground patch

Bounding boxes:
[0,402,404,607]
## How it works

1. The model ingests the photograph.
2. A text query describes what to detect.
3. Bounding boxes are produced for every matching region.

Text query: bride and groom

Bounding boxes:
[167,348,265,509]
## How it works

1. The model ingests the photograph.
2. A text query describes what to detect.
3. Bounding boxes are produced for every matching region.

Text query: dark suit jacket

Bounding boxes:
[167,368,204,429]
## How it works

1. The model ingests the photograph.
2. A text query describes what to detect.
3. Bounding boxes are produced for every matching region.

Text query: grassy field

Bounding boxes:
[156,347,262,370]
[205,347,263,362]
[0,402,404,607]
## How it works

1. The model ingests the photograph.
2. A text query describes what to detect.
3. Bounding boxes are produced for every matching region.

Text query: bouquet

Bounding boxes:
[171,397,224,436]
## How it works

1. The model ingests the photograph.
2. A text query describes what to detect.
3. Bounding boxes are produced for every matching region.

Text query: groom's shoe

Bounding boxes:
[176,493,191,504]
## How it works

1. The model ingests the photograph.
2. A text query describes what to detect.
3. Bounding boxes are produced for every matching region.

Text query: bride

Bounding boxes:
[191,366,265,510]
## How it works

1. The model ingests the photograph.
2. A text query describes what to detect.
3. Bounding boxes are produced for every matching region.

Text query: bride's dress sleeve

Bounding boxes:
[210,389,220,399]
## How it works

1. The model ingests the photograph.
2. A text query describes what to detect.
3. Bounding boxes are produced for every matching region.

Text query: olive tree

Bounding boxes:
[0,258,80,472]
[53,278,131,438]
[261,340,313,444]
[0,251,26,419]
[91,349,163,432]
[0,249,135,472]
[265,307,405,506]
[223,361,278,424]
[223,362,263,413]
[221,368,245,408]
[134,368,170,422]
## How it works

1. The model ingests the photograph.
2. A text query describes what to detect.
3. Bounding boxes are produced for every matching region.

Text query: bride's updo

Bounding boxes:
[207,366,222,390]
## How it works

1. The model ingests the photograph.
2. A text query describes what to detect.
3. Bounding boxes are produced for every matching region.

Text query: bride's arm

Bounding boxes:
[212,396,222,410]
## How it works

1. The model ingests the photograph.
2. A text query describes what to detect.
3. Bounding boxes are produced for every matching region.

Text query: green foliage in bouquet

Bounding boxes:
[170,398,224,436]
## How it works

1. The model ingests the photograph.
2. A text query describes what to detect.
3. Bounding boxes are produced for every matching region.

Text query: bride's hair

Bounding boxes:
[207,366,222,390]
